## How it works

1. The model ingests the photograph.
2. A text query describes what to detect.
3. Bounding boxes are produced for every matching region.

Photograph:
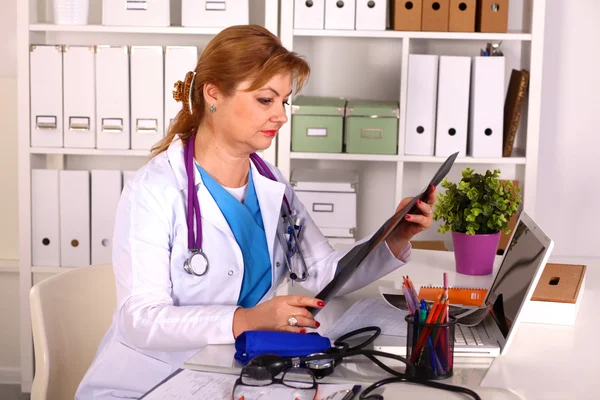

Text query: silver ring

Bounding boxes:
[288,316,298,327]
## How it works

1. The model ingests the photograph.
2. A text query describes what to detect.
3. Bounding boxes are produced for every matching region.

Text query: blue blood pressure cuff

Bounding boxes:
[234,331,332,365]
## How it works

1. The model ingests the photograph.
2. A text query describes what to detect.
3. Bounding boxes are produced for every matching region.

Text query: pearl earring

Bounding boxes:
[209,104,216,113]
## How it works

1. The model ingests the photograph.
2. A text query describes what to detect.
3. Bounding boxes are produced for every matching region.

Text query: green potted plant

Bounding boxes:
[432,167,522,276]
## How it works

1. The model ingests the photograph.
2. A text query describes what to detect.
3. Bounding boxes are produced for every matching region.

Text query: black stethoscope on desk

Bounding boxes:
[244,327,482,400]
[182,132,309,282]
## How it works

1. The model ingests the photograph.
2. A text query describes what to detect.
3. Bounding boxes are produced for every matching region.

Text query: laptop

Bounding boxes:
[373,210,554,358]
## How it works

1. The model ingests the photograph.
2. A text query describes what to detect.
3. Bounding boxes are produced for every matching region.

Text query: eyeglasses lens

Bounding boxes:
[282,367,315,389]
[240,366,272,386]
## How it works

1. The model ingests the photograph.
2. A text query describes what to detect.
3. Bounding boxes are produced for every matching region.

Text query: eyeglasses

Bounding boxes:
[232,363,317,400]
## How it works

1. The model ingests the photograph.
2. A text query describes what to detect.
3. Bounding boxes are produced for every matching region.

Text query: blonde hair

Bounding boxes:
[150,24,311,158]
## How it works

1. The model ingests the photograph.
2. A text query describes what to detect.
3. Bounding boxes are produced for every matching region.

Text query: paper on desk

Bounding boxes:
[142,369,357,400]
[324,297,409,340]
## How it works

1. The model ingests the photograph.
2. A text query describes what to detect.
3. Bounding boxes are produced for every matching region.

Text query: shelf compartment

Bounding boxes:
[31,266,71,274]
[290,152,400,162]
[293,30,532,41]
[29,24,223,35]
[30,147,151,157]
[400,155,526,164]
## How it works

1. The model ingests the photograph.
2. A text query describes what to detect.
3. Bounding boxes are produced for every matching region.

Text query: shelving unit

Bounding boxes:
[278,0,546,242]
[17,0,278,391]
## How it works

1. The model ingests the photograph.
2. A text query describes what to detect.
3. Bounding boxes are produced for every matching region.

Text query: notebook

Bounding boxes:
[418,286,488,307]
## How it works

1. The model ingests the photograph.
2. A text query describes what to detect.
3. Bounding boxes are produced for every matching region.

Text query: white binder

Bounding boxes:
[294,0,325,29]
[435,56,471,157]
[165,46,198,133]
[182,0,249,28]
[355,0,387,30]
[59,170,91,267]
[91,170,122,265]
[96,46,130,150]
[404,54,439,156]
[325,0,355,30]
[131,46,164,151]
[63,46,95,149]
[102,0,170,27]
[30,45,63,148]
[32,169,60,266]
[469,56,505,158]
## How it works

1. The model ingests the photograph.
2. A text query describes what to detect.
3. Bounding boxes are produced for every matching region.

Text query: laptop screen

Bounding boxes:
[486,220,548,338]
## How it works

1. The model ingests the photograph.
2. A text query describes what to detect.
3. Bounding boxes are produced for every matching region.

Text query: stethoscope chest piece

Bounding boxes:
[183,249,209,276]
[304,352,335,379]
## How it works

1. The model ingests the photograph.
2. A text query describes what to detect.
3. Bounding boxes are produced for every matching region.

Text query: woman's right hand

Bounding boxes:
[232,295,325,338]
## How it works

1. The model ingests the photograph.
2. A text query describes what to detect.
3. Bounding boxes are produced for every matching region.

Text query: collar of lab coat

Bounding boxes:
[166,137,286,261]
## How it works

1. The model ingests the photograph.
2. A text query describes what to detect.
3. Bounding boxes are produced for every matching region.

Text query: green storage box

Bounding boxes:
[345,100,400,155]
[291,96,347,153]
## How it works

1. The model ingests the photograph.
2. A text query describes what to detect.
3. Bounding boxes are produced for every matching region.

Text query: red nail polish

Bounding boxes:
[316,321,321,328]
[300,328,307,334]
[317,301,325,307]
[417,199,422,204]
[405,215,411,220]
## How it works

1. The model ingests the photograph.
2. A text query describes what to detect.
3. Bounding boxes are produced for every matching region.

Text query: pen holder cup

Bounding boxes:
[404,314,457,380]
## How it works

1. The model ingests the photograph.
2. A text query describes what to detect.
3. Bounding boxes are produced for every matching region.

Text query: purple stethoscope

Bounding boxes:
[182,132,309,282]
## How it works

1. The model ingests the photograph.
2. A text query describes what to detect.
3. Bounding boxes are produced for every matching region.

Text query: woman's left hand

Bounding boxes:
[386,185,437,257]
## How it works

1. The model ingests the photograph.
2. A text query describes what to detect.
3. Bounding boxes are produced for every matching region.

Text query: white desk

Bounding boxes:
[182,249,598,399]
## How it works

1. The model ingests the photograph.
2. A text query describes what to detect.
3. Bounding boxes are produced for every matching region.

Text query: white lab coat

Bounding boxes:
[75,137,411,399]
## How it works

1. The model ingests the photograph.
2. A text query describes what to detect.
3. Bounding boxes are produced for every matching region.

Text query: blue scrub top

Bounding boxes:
[196,164,272,308]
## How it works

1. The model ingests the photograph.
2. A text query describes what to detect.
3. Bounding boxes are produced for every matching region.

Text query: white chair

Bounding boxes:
[30,264,116,400]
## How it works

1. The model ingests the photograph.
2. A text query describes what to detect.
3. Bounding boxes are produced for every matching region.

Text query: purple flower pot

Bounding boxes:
[451,231,501,276]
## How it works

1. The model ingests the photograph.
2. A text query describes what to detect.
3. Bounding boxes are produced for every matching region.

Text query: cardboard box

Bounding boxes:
[422,0,449,31]
[476,0,508,33]
[449,0,476,32]
[391,0,423,31]
[520,263,587,326]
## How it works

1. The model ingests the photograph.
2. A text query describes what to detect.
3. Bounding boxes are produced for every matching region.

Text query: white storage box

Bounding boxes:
[355,0,387,30]
[182,0,249,28]
[294,0,325,29]
[520,263,586,326]
[291,168,358,240]
[102,0,170,27]
[325,0,355,30]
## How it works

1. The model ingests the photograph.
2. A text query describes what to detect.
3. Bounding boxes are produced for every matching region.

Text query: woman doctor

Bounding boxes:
[75,24,436,399]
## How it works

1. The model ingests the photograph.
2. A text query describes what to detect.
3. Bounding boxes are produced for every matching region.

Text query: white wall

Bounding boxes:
[0,0,20,384]
[535,0,600,258]
[0,0,18,259]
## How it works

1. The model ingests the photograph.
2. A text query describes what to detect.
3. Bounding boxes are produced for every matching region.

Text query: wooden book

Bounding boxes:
[503,69,530,157]
[531,263,586,303]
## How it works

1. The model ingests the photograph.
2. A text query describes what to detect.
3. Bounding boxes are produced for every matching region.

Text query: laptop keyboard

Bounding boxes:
[455,325,484,346]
